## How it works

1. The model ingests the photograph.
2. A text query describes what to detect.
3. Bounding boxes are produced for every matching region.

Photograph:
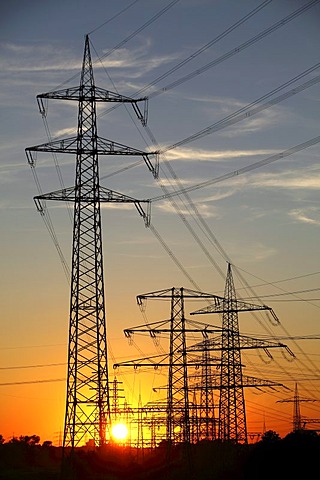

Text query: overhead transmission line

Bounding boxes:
[97,0,181,63]
[99,62,320,199]
[90,40,220,285]
[126,0,273,98]
[0,363,65,370]
[138,64,319,277]
[98,0,319,122]
[0,379,65,387]
[161,62,320,153]
[139,66,320,284]
[110,63,320,325]
[151,135,320,202]
[147,0,320,99]
[87,0,141,35]
[231,271,320,303]
[244,288,320,299]
[28,161,70,280]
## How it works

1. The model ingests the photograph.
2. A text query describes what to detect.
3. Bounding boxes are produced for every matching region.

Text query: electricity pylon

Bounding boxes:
[198,341,217,440]
[277,382,320,432]
[114,287,223,444]
[26,35,158,450]
[191,263,291,443]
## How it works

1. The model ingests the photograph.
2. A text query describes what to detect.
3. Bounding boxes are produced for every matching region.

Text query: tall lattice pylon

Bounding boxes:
[26,35,157,450]
[191,263,290,443]
[115,287,223,444]
[219,263,246,442]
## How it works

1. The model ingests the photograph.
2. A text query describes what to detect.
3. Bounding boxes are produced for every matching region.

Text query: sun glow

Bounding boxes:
[111,422,129,441]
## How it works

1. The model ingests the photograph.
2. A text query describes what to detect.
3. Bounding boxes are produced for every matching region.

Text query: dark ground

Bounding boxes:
[0,430,319,480]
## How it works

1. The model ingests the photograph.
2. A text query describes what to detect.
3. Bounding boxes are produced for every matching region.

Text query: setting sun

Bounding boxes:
[111,423,129,441]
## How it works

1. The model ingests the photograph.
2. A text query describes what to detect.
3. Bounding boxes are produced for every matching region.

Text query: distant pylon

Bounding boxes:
[277,382,319,432]
[198,341,216,440]
[191,263,290,443]
[115,287,223,443]
[26,35,157,450]
[293,382,302,431]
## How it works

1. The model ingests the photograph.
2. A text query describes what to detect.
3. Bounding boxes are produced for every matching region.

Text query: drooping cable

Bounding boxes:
[128,0,273,98]
[147,0,320,100]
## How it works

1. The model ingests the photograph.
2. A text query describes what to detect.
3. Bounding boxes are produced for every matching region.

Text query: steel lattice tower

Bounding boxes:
[115,287,223,444]
[191,263,290,443]
[218,263,246,442]
[277,382,320,432]
[198,341,216,440]
[125,287,191,443]
[166,287,190,442]
[26,35,157,449]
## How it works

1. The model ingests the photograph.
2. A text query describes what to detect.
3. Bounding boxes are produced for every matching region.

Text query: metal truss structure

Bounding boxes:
[26,35,157,450]
[114,287,223,444]
[191,263,292,443]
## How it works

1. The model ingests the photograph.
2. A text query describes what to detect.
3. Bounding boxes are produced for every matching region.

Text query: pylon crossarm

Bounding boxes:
[240,375,286,389]
[34,187,76,203]
[124,318,172,335]
[137,287,223,303]
[237,334,287,350]
[37,88,149,123]
[25,135,158,157]
[37,86,146,103]
[138,288,198,314]
[113,353,169,369]
[191,299,273,315]
[34,186,151,225]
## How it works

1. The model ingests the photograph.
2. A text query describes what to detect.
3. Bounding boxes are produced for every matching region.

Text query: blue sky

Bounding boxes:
[1,0,320,442]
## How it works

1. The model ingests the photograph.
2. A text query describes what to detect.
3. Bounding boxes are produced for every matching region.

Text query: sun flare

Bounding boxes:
[111,422,129,441]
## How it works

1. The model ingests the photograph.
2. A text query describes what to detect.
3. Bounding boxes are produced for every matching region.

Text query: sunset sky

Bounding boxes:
[1,0,320,445]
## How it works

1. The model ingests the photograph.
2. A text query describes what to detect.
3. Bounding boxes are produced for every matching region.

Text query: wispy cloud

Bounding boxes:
[249,166,320,190]
[156,199,220,218]
[228,241,278,263]
[289,207,320,225]
[164,147,277,161]
[185,94,288,136]
[100,47,178,77]
[0,42,81,73]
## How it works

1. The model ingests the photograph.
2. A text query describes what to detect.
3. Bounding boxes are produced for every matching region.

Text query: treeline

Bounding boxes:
[0,430,319,480]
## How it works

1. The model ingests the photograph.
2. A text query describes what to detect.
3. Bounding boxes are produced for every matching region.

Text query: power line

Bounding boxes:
[0,379,65,387]
[87,0,141,36]
[0,363,65,370]
[151,135,320,202]
[162,63,320,153]
[127,0,273,98]
[97,0,181,63]
[242,288,320,300]
[148,0,320,100]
